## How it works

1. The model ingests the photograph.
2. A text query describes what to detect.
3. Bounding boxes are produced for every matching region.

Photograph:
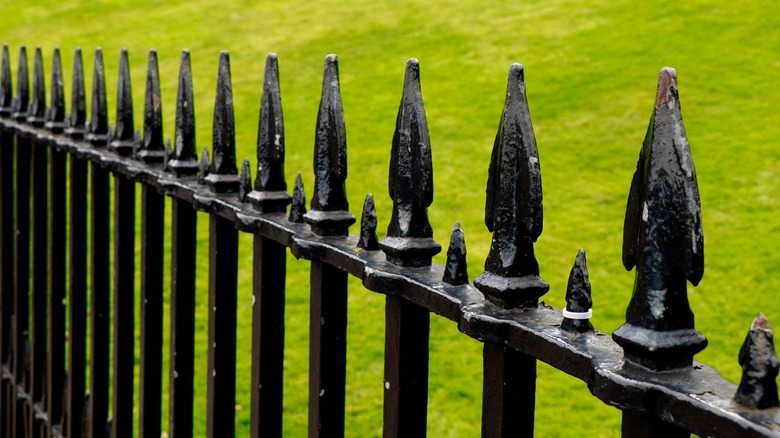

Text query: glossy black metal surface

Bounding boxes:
[204,51,239,193]
[442,221,469,286]
[289,172,307,223]
[138,49,165,163]
[561,249,594,334]
[109,48,134,155]
[357,193,379,251]
[734,314,779,409]
[168,50,199,176]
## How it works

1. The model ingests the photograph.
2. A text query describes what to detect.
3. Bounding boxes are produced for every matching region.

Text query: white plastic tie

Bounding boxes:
[562,308,592,320]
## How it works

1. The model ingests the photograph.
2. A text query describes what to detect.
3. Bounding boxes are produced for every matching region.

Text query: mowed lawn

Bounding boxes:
[4,1,780,436]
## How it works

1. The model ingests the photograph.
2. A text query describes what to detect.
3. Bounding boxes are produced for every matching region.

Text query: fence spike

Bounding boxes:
[137,49,166,163]
[734,313,780,409]
[27,46,46,126]
[12,46,29,120]
[46,47,66,133]
[66,48,86,139]
[612,67,707,371]
[0,44,11,115]
[198,146,210,184]
[86,48,109,146]
[378,58,441,267]
[474,64,548,308]
[357,193,379,251]
[247,53,292,213]
[163,139,171,171]
[239,158,252,203]
[303,54,355,236]
[288,172,307,223]
[442,221,469,285]
[561,249,593,334]
[204,51,240,193]
[168,49,199,176]
[109,48,134,155]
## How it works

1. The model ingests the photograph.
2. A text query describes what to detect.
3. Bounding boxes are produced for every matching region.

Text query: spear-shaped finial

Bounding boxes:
[473,64,548,308]
[167,49,199,176]
[204,51,240,193]
[0,44,11,116]
[357,193,379,251]
[198,146,210,184]
[378,59,441,267]
[137,49,166,163]
[288,172,307,223]
[612,68,707,371]
[442,221,468,285]
[109,48,134,155]
[86,48,109,146]
[247,53,292,213]
[561,249,594,334]
[734,314,780,409]
[11,46,29,121]
[45,47,66,133]
[302,54,355,236]
[27,47,46,126]
[65,48,86,139]
[239,158,252,203]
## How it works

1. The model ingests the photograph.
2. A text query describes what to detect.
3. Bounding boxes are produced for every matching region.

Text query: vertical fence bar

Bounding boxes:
[481,343,535,437]
[0,43,14,437]
[621,412,689,438]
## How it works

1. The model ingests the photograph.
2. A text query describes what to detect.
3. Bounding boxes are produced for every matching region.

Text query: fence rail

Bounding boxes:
[1,43,779,437]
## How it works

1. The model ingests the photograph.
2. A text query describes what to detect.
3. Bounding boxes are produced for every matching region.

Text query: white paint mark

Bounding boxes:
[321,316,325,325]
[253,294,256,307]
[319,389,325,397]
[642,202,649,222]
[274,133,281,147]
[213,370,216,377]
[529,156,538,165]
[385,381,390,390]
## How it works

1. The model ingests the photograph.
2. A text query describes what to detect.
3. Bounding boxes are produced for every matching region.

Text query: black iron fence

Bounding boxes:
[0,43,779,438]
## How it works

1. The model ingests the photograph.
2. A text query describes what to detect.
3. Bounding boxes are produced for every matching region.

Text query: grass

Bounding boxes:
[4,0,780,436]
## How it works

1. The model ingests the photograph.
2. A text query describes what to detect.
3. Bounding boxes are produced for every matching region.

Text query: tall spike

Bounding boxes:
[65,48,86,139]
[561,249,594,334]
[442,221,469,285]
[46,47,66,133]
[168,50,199,176]
[357,194,379,251]
[378,59,441,267]
[302,54,355,236]
[11,46,29,121]
[239,158,252,203]
[198,147,210,184]
[288,172,307,223]
[137,49,166,163]
[0,44,11,115]
[204,51,240,193]
[612,68,707,371]
[86,48,109,146]
[27,47,46,126]
[474,64,548,308]
[109,48,134,155]
[734,314,780,409]
[247,53,291,213]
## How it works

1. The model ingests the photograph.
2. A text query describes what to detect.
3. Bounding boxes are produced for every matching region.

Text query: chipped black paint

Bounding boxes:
[203,51,240,194]
[198,147,210,184]
[45,48,66,133]
[109,49,134,156]
[442,221,468,285]
[0,45,11,115]
[86,48,108,146]
[561,249,593,334]
[138,50,165,164]
[11,46,29,121]
[735,314,779,409]
[65,48,86,139]
[357,193,378,251]
[289,172,307,223]
[167,50,199,177]
[239,158,252,203]
[27,47,46,127]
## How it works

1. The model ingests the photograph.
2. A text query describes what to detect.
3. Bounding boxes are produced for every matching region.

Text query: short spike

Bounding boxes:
[167,49,199,176]
[734,314,780,409]
[288,172,307,223]
[163,139,172,171]
[65,48,86,139]
[137,49,166,163]
[27,46,46,126]
[0,44,11,115]
[198,147,210,184]
[109,48,134,155]
[239,158,252,203]
[203,51,240,193]
[612,68,707,371]
[12,46,29,121]
[379,58,441,267]
[46,47,66,133]
[442,221,468,285]
[356,194,379,251]
[247,53,292,213]
[86,48,109,146]
[474,64,549,308]
[561,249,594,334]
[302,54,355,236]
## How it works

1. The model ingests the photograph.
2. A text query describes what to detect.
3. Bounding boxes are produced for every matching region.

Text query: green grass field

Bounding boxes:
[4,0,780,436]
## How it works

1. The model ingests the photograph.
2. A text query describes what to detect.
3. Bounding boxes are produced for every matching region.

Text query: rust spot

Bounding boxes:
[753,312,772,331]
[655,67,677,108]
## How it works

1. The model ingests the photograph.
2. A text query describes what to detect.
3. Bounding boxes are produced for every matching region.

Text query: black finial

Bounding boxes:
[303,54,355,236]
[247,53,292,213]
[288,172,307,223]
[357,194,379,251]
[0,44,11,115]
[163,138,172,171]
[239,158,252,203]
[378,59,441,267]
[109,48,134,155]
[27,47,46,126]
[65,48,86,139]
[204,51,240,193]
[137,49,166,163]
[474,64,549,308]
[734,314,780,409]
[198,146,210,184]
[168,49,199,176]
[612,68,707,371]
[12,46,29,121]
[45,47,66,133]
[86,48,109,146]
[442,221,469,285]
[561,249,594,334]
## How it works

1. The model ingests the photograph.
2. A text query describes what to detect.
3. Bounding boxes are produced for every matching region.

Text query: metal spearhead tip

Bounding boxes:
[109,48,135,155]
[204,50,240,193]
[303,54,355,236]
[735,313,780,409]
[239,158,252,203]
[86,47,109,146]
[66,47,86,139]
[168,49,199,176]
[356,193,379,251]
[137,49,166,164]
[442,221,469,285]
[45,47,66,132]
[198,146,210,184]
[288,172,307,223]
[474,63,548,308]
[27,47,46,126]
[379,58,441,267]
[163,138,172,171]
[11,46,29,121]
[561,249,594,334]
[0,44,11,115]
